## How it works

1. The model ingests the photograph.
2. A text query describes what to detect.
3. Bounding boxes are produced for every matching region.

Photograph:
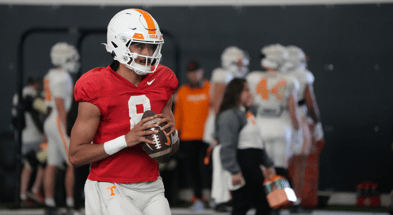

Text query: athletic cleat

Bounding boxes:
[27,191,45,203]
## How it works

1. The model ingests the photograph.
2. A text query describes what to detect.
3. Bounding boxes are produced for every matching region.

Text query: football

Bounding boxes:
[140,110,172,163]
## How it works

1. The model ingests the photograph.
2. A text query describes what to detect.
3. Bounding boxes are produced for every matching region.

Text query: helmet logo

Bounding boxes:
[149,35,158,39]
[133,33,144,39]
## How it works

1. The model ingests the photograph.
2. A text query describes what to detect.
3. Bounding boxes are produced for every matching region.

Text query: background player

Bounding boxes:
[246,43,301,214]
[43,42,79,214]
[12,76,45,205]
[69,8,179,215]
[203,46,250,145]
[286,45,324,209]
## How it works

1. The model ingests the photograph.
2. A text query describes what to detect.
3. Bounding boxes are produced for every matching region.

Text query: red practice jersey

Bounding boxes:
[74,64,178,183]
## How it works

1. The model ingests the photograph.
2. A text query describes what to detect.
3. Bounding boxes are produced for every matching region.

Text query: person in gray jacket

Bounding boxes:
[216,78,276,215]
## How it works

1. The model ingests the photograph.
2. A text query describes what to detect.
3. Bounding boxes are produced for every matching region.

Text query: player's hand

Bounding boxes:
[154,113,175,136]
[264,167,276,179]
[125,116,158,147]
[232,172,244,186]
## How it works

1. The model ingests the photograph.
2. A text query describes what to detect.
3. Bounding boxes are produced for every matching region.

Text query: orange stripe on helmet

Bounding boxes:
[134,9,156,35]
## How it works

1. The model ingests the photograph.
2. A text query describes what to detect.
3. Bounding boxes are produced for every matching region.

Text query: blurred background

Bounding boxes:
[0,0,393,212]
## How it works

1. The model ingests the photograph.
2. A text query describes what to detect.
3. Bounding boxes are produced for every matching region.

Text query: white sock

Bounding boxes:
[20,194,27,201]
[45,198,56,207]
[66,197,74,208]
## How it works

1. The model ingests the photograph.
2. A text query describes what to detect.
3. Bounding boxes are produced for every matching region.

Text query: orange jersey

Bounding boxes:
[174,81,210,141]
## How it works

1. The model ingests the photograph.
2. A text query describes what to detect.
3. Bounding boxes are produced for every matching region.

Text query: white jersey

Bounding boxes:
[43,68,73,114]
[246,71,299,167]
[43,68,73,167]
[12,86,42,144]
[247,71,299,119]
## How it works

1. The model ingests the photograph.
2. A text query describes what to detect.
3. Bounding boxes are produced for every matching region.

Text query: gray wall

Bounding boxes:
[1,4,393,195]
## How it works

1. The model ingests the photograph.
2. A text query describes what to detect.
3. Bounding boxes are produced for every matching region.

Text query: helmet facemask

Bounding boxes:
[62,54,80,74]
[221,46,250,78]
[114,34,163,75]
[261,44,289,73]
[226,57,249,77]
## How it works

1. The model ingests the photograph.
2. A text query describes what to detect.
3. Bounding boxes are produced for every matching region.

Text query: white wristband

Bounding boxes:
[171,129,179,143]
[103,135,127,155]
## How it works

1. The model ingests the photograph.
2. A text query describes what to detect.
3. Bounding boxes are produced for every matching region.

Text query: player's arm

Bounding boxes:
[210,82,226,115]
[69,101,157,167]
[287,92,300,130]
[55,98,67,127]
[304,84,320,123]
[69,102,107,167]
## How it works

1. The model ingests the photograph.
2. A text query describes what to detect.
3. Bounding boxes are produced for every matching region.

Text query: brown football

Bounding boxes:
[141,110,172,163]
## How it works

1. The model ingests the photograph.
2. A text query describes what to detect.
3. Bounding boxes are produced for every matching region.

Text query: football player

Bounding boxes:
[246,44,302,214]
[203,46,249,145]
[42,42,79,214]
[285,45,324,209]
[69,9,179,215]
[12,76,45,204]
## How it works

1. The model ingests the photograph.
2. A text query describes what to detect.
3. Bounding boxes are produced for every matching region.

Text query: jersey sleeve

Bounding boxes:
[74,70,108,115]
[211,68,233,84]
[305,70,315,84]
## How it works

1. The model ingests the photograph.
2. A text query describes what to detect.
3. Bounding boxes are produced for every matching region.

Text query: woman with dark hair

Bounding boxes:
[215,78,276,215]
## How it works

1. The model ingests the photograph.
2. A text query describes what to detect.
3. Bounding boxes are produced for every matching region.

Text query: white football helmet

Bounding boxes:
[105,9,164,75]
[261,44,288,72]
[286,45,307,70]
[221,46,249,77]
[50,42,80,73]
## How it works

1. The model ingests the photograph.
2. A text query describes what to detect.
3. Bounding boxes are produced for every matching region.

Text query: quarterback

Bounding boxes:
[69,9,178,215]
